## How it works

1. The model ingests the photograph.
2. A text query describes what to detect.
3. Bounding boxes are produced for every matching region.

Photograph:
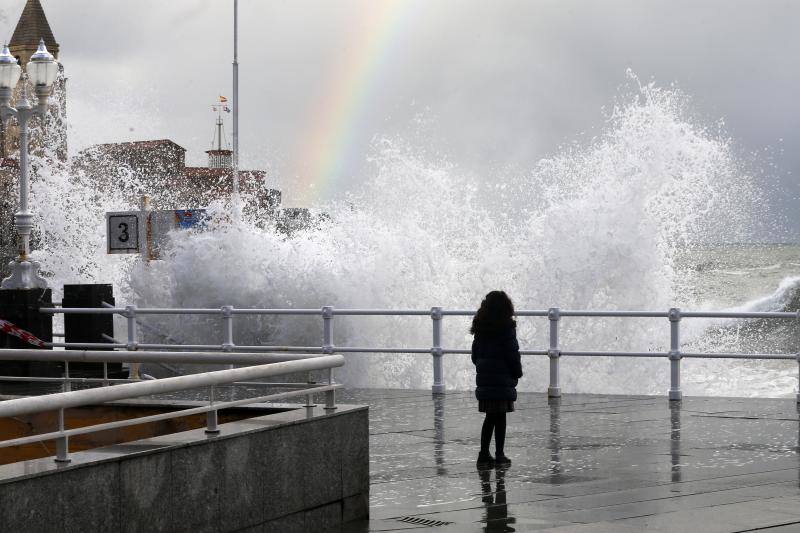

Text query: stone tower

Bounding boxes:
[0,0,67,162]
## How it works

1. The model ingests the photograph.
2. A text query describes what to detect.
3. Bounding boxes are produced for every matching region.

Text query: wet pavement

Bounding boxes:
[332,389,800,532]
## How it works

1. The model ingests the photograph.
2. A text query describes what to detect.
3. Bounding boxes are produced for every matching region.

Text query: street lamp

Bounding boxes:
[0,39,58,290]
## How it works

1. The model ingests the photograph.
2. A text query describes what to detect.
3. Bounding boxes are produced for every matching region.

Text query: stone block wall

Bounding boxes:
[0,404,369,532]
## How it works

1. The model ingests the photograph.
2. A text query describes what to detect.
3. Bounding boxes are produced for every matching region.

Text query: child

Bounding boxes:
[471,291,522,467]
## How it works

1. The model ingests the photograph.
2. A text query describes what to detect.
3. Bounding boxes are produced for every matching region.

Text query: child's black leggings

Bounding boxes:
[480,412,507,455]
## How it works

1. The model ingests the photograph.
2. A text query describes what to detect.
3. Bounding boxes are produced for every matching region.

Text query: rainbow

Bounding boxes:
[289,0,415,206]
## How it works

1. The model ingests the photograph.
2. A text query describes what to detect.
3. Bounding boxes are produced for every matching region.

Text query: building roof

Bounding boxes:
[184,167,266,178]
[10,0,58,56]
[93,139,187,152]
[184,167,230,178]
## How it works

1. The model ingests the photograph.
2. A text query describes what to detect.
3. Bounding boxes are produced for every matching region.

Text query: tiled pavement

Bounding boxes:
[333,389,800,532]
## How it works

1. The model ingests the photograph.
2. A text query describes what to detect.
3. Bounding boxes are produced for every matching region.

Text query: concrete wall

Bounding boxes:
[0,404,369,532]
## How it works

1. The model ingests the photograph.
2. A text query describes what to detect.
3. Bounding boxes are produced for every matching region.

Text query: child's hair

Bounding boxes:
[470,290,515,335]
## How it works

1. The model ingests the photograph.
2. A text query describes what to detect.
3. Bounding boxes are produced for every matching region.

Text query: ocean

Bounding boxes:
[682,244,800,308]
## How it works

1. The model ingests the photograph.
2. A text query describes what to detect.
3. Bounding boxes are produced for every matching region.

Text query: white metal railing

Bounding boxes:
[0,350,344,463]
[35,305,800,402]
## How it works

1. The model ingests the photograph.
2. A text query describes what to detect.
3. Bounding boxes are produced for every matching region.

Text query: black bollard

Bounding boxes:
[0,288,56,382]
[63,284,125,378]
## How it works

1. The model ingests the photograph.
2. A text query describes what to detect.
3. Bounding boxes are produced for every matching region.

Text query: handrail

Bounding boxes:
[0,355,343,418]
[0,349,326,365]
[40,306,800,319]
[0,352,344,464]
[26,304,800,402]
[0,384,340,450]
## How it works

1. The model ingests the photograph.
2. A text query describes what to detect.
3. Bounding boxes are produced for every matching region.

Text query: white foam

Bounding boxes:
[24,75,787,397]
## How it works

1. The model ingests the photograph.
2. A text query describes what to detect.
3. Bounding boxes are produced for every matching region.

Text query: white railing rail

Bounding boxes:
[35,305,800,401]
[0,350,344,464]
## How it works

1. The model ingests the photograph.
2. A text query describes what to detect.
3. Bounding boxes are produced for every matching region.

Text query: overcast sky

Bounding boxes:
[1,0,798,238]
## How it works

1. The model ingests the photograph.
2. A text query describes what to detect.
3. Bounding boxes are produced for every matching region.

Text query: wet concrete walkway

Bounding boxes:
[333,390,800,532]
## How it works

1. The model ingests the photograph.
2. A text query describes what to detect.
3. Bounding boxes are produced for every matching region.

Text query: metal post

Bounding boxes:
[321,307,336,410]
[324,367,336,411]
[103,362,109,387]
[64,361,71,392]
[221,305,235,351]
[55,407,70,463]
[321,306,334,354]
[232,0,240,196]
[140,195,153,262]
[59,360,72,459]
[796,311,800,404]
[126,305,140,379]
[17,111,30,259]
[669,308,682,402]
[304,371,316,417]
[548,307,561,398]
[206,384,219,434]
[0,75,49,289]
[431,307,444,395]
[796,353,800,404]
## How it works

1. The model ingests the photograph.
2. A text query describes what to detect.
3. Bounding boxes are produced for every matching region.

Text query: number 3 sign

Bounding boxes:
[106,212,140,254]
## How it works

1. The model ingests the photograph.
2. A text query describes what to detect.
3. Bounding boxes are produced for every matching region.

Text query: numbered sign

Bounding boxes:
[106,212,140,254]
[106,208,208,258]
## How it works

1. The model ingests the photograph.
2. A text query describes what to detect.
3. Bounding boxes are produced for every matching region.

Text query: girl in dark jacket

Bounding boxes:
[471,291,522,467]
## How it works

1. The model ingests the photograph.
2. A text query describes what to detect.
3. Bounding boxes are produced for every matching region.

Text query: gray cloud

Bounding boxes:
[1,0,797,238]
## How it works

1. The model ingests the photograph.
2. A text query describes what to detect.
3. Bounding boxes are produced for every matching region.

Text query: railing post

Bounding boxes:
[125,305,140,379]
[321,307,336,410]
[548,307,561,398]
[206,384,219,434]
[304,371,316,417]
[796,310,800,404]
[56,360,71,463]
[55,407,70,463]
[669,308,682,402]
[221,305,235,370]
[221,305,235,352]
[324,367,336,411]
[795,352,800,405]
[64,361,71,392]
[321,306,334,354]
[430,306,444,395]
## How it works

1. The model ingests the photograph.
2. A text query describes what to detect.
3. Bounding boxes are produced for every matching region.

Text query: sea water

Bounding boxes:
[25,78,799,398]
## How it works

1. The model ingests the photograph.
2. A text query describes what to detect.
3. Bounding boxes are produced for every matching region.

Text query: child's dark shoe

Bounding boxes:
[476,451,495,468]
[494,454,511,467]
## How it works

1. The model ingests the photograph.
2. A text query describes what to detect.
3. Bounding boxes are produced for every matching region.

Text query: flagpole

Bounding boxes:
[232,0,240,196]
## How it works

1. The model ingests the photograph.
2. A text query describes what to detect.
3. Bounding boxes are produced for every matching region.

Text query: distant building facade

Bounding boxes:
[0,0,321,279]
[72,139,282,216]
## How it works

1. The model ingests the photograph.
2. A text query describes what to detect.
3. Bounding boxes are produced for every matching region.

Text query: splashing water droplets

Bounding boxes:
[26,79,775,394]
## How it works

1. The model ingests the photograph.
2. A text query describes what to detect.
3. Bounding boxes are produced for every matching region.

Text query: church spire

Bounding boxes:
[9,0,59,65]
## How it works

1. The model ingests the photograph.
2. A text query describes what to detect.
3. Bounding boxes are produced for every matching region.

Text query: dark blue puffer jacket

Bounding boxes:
[471,325,523,401]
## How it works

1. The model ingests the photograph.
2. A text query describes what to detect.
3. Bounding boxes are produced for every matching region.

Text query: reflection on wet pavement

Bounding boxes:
[334,390,800,532]
[479,467,516,532]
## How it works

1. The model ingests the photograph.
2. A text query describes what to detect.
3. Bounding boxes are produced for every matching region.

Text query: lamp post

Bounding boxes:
[0,39,58,290]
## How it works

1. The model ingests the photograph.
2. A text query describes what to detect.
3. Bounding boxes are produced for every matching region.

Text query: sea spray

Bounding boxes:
[17,74,790,395]
[126,79,770,394]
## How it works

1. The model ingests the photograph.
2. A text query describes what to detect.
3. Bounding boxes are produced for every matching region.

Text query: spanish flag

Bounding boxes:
[219,95,228,103]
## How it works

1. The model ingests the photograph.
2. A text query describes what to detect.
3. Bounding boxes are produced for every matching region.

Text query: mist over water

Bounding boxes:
[26,78,798,397]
